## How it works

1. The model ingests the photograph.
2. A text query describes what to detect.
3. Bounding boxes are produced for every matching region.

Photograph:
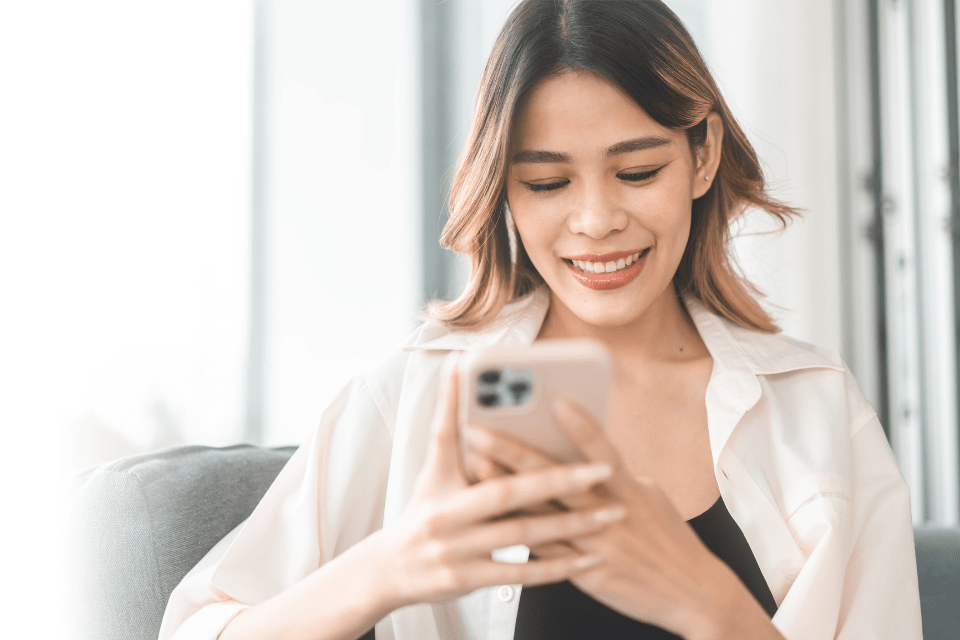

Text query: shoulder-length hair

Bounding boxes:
[427,0,797,333]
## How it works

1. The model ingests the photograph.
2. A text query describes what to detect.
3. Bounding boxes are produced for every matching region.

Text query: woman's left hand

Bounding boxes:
[464,396,785,640]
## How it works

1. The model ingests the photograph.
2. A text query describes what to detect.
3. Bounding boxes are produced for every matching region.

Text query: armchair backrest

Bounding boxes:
[66,444,296,640]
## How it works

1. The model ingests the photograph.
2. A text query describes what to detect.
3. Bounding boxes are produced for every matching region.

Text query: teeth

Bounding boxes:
[571,251,645,274]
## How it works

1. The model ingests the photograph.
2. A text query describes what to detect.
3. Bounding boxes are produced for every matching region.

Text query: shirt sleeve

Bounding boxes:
[833,413,922,639]
[157,374,395,640]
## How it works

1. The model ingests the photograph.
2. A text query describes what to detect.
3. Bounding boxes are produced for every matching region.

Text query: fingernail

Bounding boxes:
[572,554,603,570]
[571,463,612,485]
[590,505,626,525]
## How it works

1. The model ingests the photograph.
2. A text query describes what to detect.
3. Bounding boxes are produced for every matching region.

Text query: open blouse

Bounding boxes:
[159,288,921,640]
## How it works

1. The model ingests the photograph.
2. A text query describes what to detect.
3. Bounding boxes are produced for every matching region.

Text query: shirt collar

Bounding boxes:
[683,295,845,377]
[406,287,844,377]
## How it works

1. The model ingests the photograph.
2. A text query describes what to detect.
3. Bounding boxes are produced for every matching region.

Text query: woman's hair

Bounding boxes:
[426,0,798,333]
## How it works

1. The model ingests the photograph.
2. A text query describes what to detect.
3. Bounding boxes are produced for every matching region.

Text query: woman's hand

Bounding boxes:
[369,363,628,613]
[464,396,786,640]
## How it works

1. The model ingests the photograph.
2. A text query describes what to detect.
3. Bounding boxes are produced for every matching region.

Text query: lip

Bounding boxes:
[564,248,649,291]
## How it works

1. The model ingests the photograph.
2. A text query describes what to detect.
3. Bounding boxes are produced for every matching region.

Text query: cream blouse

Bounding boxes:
[159,288,922,640]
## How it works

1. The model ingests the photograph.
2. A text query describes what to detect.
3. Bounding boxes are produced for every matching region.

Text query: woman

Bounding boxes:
[160,1,921,639]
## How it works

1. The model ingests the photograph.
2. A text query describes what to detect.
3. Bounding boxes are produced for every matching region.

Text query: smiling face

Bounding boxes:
[506,71,719,331]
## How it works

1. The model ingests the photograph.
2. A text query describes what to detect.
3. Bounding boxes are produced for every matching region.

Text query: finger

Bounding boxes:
[424,357,464,481]
[464,426,556,473]
[552,395,621,466]
[442,461,613,526]
[529,541,576,560]
[450,503,625,556]
[463,448,507,483]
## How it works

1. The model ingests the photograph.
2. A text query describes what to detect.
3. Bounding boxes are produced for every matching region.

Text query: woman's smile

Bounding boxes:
[562,248,650,290]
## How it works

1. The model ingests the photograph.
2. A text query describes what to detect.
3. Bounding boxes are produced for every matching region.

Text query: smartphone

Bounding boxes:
[458,339,612,464]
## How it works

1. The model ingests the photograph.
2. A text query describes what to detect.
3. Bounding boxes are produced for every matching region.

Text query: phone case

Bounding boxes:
[459,339,612,463]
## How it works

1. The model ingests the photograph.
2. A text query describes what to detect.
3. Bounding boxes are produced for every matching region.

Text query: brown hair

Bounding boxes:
[427,0,798,332]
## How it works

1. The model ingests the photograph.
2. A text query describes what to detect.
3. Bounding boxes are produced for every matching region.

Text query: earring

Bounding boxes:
[704,175,710,181]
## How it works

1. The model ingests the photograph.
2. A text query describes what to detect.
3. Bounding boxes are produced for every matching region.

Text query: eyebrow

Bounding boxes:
[511,135,673,164]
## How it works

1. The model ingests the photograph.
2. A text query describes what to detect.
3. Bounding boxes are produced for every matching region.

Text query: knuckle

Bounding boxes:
[508,518,533,542]
[489,479,516,506]
[423,539,450,565]
[420,507,449,538]
[439,565,467,591]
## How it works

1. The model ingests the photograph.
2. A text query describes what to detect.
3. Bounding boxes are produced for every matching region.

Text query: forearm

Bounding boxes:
[218,530,396,640]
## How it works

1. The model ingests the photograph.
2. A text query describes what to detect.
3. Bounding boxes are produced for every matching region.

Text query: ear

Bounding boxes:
[692,111,724,199]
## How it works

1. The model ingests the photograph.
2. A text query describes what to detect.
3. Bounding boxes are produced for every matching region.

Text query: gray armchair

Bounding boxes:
[67,444,960,640]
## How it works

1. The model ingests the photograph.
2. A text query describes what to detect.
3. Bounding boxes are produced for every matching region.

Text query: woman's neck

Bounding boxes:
[536,284,709,366]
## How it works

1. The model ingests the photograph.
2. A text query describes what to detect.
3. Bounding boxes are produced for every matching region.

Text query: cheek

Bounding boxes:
[634,182,693,243]
[509,200,561,258]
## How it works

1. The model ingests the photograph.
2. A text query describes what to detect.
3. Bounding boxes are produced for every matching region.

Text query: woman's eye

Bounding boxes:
[618,166,664,182]
[524,180,569,193]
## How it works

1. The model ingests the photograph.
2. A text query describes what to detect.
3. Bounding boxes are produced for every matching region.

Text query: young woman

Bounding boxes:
[160,1,921,639]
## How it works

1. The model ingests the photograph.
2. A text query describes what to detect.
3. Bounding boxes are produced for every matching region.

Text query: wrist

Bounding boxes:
[349,528,406,617]
[682,564,784,640]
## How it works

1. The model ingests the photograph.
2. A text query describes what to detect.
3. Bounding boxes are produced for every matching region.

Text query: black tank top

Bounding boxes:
[513,495,777,639]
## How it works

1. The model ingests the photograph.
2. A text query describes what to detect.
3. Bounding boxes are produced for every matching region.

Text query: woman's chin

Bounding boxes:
[547,287,653,330]
[541,269,680,331]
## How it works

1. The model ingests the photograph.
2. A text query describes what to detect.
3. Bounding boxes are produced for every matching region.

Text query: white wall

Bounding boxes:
[2,1,254,469]
[260,0,421,445]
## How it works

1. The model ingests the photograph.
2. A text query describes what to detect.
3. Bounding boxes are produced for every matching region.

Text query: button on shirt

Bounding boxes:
[158,288,922,640]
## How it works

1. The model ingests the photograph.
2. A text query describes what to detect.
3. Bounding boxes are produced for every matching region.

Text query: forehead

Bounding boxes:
[510,71,680,153]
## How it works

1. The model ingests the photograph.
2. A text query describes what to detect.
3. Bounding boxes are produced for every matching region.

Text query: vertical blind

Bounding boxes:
[837,0,960,526]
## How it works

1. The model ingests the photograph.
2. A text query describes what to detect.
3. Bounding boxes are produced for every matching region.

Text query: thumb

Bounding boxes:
[423,354,465,483]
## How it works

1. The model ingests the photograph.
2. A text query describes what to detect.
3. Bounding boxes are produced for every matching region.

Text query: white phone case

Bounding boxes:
[459,339,612,463]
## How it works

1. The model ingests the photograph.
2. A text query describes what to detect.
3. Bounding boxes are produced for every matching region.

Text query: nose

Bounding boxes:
[566,179,628,239]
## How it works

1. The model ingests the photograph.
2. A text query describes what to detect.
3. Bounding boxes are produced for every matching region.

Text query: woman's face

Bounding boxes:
[506,71,717,329]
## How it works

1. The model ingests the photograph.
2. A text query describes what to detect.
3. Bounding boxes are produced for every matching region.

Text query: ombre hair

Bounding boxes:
[427,0,797,332]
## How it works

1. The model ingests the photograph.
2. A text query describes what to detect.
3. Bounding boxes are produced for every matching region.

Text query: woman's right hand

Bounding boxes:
[371,360,626,610]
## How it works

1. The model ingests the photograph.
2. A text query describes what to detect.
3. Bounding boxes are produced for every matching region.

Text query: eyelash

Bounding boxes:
[523,166,665,192]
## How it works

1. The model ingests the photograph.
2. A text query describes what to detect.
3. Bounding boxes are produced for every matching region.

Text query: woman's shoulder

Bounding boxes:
[685,295,842,372]
[687,297,875,436]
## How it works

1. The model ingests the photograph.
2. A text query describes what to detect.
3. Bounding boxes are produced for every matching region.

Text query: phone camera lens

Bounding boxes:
[478,393,500,407]
[509,382,530,397]
[479,370,501,384]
